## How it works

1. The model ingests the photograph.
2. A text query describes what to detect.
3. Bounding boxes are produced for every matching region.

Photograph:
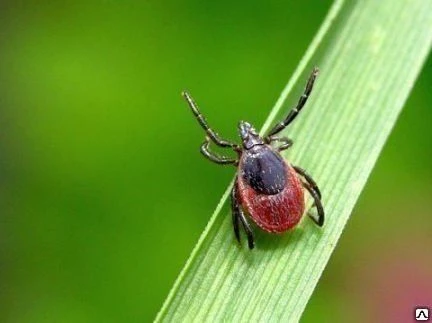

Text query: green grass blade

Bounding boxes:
[156,0,432,321]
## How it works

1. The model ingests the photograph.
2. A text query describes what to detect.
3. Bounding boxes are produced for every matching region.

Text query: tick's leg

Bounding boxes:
[201,138,237,165]
[293,165,322,199]
[302,182,325,227]
[239,211,255,249]
[266,136,293,152]
[266,67,319,138]
[183,91,239,149]
[231,182,255,249]
[231,186,241,244]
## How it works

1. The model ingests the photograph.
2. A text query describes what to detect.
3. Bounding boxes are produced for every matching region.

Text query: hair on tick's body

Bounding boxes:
[183,67,324,249]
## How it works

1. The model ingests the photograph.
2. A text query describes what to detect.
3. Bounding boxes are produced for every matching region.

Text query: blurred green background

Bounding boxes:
[0,1,430,322]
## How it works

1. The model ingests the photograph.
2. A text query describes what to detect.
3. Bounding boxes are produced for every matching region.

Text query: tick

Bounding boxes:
[183,67,324,249]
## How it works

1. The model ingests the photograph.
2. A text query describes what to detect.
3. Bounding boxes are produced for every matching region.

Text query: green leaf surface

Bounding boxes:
[156,0,432,321]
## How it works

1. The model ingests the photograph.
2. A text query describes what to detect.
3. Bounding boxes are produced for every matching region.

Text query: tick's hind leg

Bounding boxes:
[293,166,321,199]
[231,181,255,249]
[302,182,324,227]
[293,166,324,226]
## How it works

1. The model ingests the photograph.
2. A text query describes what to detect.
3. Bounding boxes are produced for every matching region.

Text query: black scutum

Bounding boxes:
[241,145,287,195]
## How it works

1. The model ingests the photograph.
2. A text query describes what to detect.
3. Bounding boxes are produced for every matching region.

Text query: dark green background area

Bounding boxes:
[0,1,430,322]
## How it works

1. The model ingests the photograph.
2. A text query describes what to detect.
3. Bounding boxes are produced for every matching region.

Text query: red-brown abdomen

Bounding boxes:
[237,158,305,233]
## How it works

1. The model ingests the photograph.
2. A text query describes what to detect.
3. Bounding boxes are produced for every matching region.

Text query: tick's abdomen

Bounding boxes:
[238,145,305,233]
[241,145,286,195]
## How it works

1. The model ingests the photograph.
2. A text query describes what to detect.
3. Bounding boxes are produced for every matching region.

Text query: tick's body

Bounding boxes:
[237,145,304,233]
[184,68,324,249]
